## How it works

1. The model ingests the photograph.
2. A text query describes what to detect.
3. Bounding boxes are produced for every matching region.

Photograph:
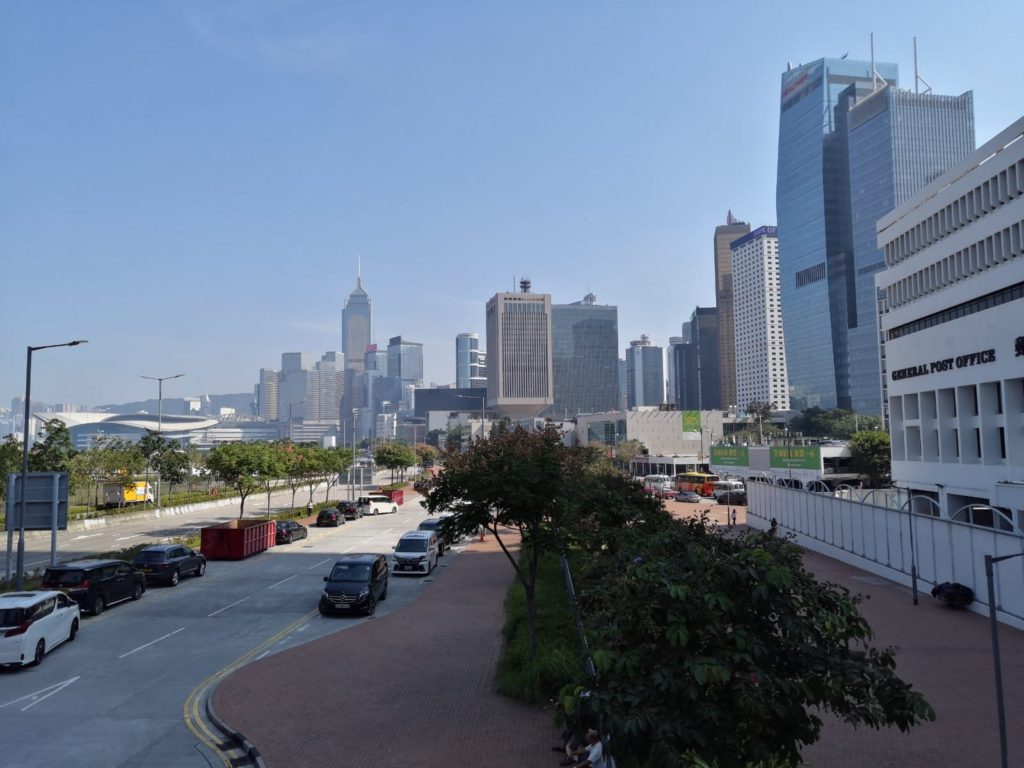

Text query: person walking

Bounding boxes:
[769,517,778,536]
[730,508,737,527]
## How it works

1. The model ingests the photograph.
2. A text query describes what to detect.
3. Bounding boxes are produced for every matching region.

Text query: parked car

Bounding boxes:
[132,544,207,586]
[275,520,308,544]
[675,491,702,503]
[358,494,399,516]
[417,517,457,555]
[718,491,748,507]
[0,590,80,667]
[316,507,347,527]
[319,554,389,616]
[335,500,361,520]
[40,559,145,616]
[392,531,439,575]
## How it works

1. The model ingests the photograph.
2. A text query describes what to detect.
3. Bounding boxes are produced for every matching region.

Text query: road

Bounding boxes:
[0,495,452,768]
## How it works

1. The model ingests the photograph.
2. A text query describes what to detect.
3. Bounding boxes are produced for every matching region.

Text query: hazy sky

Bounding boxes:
[2,0,1022,406]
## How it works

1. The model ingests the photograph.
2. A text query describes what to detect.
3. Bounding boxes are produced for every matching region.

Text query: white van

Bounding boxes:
[712,479,745,500]
[357,494,399,516]
[392,531,439,575]
[0,590,80,667]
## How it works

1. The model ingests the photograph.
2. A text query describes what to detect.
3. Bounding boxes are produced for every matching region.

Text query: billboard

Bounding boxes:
[710,446,749,467]
[769,446,821,470]
[681,411,701,434]
[5,472,69,530]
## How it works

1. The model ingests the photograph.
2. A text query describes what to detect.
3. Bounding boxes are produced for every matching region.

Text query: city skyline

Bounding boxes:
[2,3,1022,405]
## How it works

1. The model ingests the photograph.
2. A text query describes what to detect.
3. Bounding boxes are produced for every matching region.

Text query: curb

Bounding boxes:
[205,685,266,768]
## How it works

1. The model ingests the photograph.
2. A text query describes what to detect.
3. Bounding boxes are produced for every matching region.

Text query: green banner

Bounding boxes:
[681,411,701,433]
[710,446,748,467]
[769,445,821,470]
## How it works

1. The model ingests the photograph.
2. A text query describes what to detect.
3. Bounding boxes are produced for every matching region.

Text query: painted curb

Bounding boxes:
[205,687,266,768]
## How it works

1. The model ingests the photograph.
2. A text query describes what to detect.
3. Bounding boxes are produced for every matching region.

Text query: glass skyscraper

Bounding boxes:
[547,294,619,419]
[625,335,664,408]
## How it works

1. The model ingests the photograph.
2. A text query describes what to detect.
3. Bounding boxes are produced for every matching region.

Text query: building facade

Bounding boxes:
[387,335,424,385]
[257,368,279,421]
[731,226,790,411]
[456,333,487,389]
[342,272,372,436]
[690,307,721,409]
[714,215,751,410]
[876,114,1024,531]
[547,294,619,418]
[485,282,554,417]
[625,336,664,408]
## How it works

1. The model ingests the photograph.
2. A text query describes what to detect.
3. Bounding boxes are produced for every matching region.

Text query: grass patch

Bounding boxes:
[495,549,586,705]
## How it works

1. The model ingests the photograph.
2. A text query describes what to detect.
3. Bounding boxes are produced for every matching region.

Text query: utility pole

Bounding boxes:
[139,373,185,510]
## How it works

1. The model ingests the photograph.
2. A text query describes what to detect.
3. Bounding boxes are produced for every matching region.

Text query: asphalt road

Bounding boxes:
[0,495,452,768]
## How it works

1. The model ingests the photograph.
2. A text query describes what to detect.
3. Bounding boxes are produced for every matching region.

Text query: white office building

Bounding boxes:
[731,226,790,411]
[485,280,554,417]
[876,114,1024,532]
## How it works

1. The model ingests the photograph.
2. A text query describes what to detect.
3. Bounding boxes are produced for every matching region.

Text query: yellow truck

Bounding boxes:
[102,481,154,508]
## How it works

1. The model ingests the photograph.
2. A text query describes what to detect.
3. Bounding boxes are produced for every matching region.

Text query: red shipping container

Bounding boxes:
[387,489,404,506]
[201,519,276,560]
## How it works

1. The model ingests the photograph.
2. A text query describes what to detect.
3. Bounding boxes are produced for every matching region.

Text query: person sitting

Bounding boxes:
[560,729,606,768]
[931,581,975,609]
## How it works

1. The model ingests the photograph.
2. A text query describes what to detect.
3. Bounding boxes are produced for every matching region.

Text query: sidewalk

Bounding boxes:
[213,532,556,768]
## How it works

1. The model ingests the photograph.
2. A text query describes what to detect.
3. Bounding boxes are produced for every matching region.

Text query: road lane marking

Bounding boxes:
[267,574,297,589]
[118,626,186,659]
[114,534,141,542]
[342,544,360,552]
[1,677,80,712]
[71,534,103,540]
[307,557,332,570]
[207,596,251,617]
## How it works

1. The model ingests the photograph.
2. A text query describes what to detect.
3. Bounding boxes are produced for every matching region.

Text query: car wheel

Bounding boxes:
[68,618,79,642]
[391,506,398,514]
[132,583,143,600]
[365,597,376,616]
[31,639,45,667]
[169,570,180,587]
[196,561,206,577]
[91,596,105,616]
[380,581,388,601]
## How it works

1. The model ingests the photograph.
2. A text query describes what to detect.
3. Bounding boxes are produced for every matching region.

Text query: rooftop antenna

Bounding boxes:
[870,33,881,93]
[913,37,932,95]
[357,254,362,287]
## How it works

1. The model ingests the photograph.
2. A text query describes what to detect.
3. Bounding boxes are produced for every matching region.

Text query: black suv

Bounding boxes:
[417,517,456,555]
[275,520,308,544]
[41,559,146,616]
[319,554,388,616]
[132,544,207,586]
[335,500,361,520]
[316,507,347,527]
[718,491,748,507]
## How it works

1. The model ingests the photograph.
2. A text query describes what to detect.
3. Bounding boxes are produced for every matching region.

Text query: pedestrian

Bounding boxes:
[561,729,606,768]
[730,508,737,527]
[769,517,778,536]
[306,500,314,517]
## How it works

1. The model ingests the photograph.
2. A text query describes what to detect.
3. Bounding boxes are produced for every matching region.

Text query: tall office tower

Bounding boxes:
[257,369,280,421]
[315,352,343,424]
[731,227,790,412]
[845,87,974,415]
[364,344,387,372]
[617,359,627,411]
[690,307,721,409]
[547,293,619,418]
[776,58,898,410]
[670,340,700,409]
[625,335,665,408]
[342,269,372,436]
[278,352,313,422]
[485,279,554,417]
[666,336,684,405]
[456,333,488,389]
[387,335,424,385]
[714,214,751,410]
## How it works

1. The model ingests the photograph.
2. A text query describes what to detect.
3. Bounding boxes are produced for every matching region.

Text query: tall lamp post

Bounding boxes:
[14,339,88,590]
[139,373,185,511]
[985,551,1024,768]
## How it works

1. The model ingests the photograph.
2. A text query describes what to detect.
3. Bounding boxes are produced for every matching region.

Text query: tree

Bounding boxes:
[413,443,438,467]
[70,437,145,507]
[613,438,646,472]
[256,443,287,517]
[28,419,76,472]
[319,447,353,501]
[375,443,416,483]
[0,435,22,504]
[574,515,934,767]
[789,408,882,440]
[850,430,891,488]
[279,442,308,510]
[206,442,270,518]
[746,401,777,444]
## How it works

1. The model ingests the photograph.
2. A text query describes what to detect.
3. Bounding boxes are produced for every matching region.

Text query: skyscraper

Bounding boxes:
[456,333,487,389]
[690,307,721,409]
[670,341,700,410]
[666,336,684,406]
[485,280,553,417]
[731,226,790,412]
[714,214,751,410]
[257,368,279,421]
[387,335,424,386]
[776,58,898,410]
[625,335,664,408]
[342,269,372,436]
[547,293,619,418]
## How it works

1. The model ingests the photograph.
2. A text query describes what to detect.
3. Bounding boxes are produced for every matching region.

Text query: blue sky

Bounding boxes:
[2,0,1021,406]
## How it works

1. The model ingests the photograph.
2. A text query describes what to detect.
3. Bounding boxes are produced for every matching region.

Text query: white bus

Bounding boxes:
[642,474,675,498]
[711,479,745,500]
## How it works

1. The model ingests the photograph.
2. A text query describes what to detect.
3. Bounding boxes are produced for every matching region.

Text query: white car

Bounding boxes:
[0,590,80,667]
[392,531,439,575]
[357,494,399,516]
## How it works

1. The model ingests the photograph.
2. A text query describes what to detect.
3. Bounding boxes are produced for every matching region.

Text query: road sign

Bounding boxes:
[6,472,69,530]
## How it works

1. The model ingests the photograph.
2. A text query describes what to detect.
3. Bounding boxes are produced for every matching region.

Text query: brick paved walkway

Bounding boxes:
[213,532,556,768]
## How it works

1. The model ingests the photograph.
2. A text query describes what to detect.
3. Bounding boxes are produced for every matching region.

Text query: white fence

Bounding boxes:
[747,482,1024,629]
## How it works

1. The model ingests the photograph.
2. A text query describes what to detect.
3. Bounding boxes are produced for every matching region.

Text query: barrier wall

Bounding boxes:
[747,481,1024,629]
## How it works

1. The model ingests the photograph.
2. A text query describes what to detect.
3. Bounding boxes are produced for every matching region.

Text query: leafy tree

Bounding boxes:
[425,429,445,448]
[255,442,287,517]
[788,408,882,440]
[413,443,438,466]
[279,442,308,510]
[0,435,23,504]
[613,438,646,472]
[28,419,76,472]
[206,442,271,518]
[375,443,416,483]
[70,437,145,507]
[574,515,935,767]
[319,446,353,501]
[850,430,891,488]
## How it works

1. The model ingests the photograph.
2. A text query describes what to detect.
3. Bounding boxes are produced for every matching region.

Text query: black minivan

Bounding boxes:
[41,559,146,616]
[319,554,388,616]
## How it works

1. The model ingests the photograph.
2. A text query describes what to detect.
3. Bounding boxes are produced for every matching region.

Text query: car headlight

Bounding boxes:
[359,588,369,597]
[321,590,330,599]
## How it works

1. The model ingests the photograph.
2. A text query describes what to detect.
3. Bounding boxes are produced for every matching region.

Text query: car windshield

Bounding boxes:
[43,569,85,586]
[136,551,168,562]
[418,520,439,530]
[396,539,427,553]
[329,564,371,581]
[0,607,26,627]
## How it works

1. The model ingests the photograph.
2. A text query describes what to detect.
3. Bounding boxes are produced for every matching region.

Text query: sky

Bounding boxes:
[2,0,1022,407]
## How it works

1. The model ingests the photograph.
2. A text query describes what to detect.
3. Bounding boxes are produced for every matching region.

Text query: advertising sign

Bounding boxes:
[769,446,821,471]
[5,472,69,530]
[681,411,701,435]
[710,446,749,467]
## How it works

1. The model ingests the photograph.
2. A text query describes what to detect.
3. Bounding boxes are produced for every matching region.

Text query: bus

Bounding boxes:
[711,479,745,500]
[642,474,676,498]
[674,472,719,497]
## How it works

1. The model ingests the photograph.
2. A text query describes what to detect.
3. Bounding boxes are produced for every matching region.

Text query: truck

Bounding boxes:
[101,481,154,508]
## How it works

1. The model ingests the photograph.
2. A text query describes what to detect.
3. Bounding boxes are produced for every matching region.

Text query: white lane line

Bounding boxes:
[207,596,251,617]
[267,574,297,590]
[0,676,81,712]
[114,534,141,542]
[342,544,361,553]
[307,558,332,570]
[118,627,186,659]
[71,534,103,540]
[382,527,395,535]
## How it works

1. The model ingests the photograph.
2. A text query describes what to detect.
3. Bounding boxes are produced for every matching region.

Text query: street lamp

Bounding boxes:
[14,339,88,590]
[139,373,185,510]
[985,551,1024,768]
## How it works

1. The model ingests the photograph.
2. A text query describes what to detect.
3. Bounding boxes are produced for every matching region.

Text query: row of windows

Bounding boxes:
[795,262,826,287]
[884,216,1023,309]
[884,151,1024,266]
[887,281,1024,340]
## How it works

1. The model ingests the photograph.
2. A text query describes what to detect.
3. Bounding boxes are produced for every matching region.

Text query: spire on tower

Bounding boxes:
[357,255,362,288]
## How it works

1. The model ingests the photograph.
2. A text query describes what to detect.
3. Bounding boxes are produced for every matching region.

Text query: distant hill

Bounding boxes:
[96,393,255,416]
